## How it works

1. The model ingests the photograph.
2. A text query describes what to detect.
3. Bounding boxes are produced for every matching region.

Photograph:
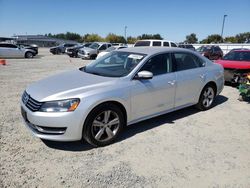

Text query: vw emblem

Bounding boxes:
[23,94,29,105]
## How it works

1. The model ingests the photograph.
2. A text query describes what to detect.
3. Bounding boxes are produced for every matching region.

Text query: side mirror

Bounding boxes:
[135,71,153,80]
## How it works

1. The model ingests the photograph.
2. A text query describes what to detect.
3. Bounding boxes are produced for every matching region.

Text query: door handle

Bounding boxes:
[200,74,205,79]
[168,80,176,86]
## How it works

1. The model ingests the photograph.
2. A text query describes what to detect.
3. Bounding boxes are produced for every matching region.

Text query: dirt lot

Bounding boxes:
[0,48,250,187]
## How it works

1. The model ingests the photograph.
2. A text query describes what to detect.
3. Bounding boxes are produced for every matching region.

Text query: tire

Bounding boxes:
[83,103,125,147]
[25,52,34,58]
[196,85,215,110]
[90,54,97,60]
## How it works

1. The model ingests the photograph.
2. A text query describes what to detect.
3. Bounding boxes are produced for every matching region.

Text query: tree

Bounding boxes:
[235,32,250,43]
[184,33,198,43]
[84,34,104,42]
[137,34,163,40]
[127,36,137,44]
[65,32,82,42]
[200,34,222,44]
[105,33,126,43]
[224,36,237,43]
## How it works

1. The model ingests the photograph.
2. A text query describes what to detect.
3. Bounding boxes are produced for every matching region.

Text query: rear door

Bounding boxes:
[172,52,206,107]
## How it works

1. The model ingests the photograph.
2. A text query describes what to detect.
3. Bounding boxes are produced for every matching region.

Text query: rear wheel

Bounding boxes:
[196,85,215,110]
[25,52,33,58]
[83,103,125,147]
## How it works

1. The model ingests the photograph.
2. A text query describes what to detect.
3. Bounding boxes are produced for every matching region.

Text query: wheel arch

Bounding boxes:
[82,100,128,142]
[204,81,217,95]
[82,100,128,128]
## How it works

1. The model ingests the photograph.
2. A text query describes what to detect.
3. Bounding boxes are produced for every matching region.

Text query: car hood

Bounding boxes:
[215,59,250,69]
[50,47,58,50]
[81,47,96,53]
[26,69,118,101]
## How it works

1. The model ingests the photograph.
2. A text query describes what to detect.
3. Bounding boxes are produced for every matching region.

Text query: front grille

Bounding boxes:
[22,91,43,112]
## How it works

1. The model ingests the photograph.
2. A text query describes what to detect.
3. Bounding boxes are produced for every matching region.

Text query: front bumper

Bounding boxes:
[78,52,90,59]
[20,101,86,141]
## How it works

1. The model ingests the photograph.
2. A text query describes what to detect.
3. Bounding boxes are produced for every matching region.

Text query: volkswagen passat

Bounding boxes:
[21,47,224,146]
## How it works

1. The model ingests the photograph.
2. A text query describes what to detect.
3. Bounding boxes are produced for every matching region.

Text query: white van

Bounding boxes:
[134,39,177,47]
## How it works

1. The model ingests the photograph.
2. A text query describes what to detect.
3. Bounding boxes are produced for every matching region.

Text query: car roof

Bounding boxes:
[118,47,194,55]
[93,42,111,45]
[233,50,250,52]
[136,39,175,43]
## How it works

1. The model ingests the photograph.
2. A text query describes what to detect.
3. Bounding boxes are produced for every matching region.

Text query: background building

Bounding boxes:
[12,35,78,47]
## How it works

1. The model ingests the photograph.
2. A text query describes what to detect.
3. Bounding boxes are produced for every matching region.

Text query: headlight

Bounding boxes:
[39,99,80,112]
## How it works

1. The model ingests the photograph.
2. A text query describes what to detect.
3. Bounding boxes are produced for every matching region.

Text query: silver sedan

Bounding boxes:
[21,47,224,146]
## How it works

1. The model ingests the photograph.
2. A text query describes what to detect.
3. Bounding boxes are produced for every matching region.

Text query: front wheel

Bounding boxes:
[83,103,125,147]
[25,52,34,58]
[196,85,215,110]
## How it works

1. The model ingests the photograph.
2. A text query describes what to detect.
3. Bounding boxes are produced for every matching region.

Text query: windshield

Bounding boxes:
[222,51,250,61]
[105,46,116,52]
[196,46,209,52]
[88,43,100,49]
[80,51,146,77]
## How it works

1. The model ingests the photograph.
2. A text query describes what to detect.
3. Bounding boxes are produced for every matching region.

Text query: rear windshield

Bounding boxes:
[134,41,150,47]
[197,46,210,52]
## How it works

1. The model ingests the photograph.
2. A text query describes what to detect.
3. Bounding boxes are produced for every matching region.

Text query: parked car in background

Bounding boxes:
[0,43,36,58]
[17,44,38,55]
[229,48,249,52]
[96,46,127,59]
[78,42,112,59]
[111,43,128,47]
[50,43,77,55]
[215,50,250,84]
[178,44,195,51]
[196,45,223,60]
[21,47,224,147]
[65,43,92,58]
[134,40,177,47]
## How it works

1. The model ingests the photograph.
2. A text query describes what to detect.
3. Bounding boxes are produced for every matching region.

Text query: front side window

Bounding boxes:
[152,41,161,46]
[171,42,177,47]
[140,53,172,76]
[173,53,204,71]
[81,51,146,77]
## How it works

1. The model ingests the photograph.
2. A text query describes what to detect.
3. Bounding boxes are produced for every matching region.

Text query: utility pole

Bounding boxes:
[124,26,127,43]
[221,15,228,41]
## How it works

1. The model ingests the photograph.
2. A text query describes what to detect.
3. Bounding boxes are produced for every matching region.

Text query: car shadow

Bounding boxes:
[42,95,228,151]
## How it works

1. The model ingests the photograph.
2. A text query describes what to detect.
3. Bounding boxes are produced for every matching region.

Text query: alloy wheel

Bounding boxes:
[91,110,120,142]
[202,87,215,108]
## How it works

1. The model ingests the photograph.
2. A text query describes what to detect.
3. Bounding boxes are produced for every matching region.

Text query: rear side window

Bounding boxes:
[134,41,150,47]
[171,42,177,47]
[163,42,169,47]
[173,53,204,71]
[140,53,172,76]
[152,41,161,46]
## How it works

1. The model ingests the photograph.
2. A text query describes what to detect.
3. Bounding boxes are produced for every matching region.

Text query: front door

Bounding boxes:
[130,53,176,121]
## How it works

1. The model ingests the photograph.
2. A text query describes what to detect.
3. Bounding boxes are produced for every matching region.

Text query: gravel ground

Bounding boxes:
[0,48,250,188]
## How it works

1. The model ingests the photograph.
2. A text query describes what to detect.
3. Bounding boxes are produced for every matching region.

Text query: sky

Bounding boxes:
[0,0,249,42]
